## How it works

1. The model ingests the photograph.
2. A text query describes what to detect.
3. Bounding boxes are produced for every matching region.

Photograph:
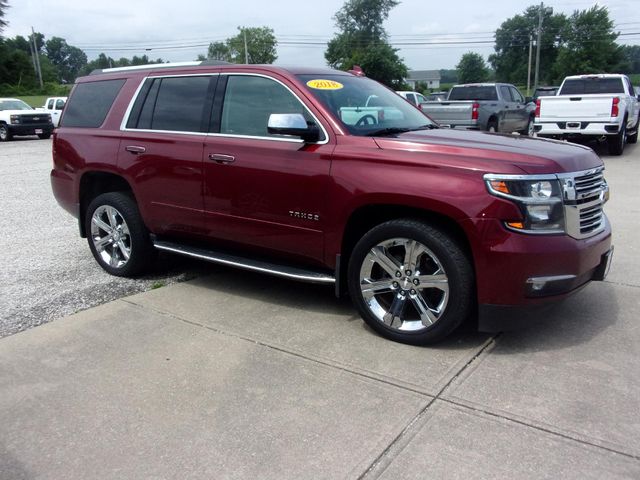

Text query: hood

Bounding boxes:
[373,128,602,175]
[2,109,42,116]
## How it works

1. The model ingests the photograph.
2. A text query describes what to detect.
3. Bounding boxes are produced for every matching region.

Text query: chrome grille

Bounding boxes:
[561,167,607,239]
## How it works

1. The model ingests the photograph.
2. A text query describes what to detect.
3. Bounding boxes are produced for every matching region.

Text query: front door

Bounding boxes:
[202,74,334,264]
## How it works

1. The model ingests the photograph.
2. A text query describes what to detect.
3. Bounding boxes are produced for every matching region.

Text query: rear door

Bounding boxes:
[202,73,334,263]
[118,74,217,235]
[499,85,518,132]
[509,86,529,131]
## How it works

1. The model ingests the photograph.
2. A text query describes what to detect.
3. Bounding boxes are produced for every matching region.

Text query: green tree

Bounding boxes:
[617,45,640,75]
[325,0,407,88]
[0,0,8,35]
[45,36,87,82]
[207,41,230,61]
[489,5,567,86]
[551,6,621,82]
[205,27,277,64]
[456,52,489,83]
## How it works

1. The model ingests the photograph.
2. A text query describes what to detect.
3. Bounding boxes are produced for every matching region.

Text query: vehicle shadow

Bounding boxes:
[488,282,620,354]
[182,262,490,352]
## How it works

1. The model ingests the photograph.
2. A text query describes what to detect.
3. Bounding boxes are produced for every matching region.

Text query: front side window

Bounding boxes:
[219,75,317,139]
[47,99,54,109]
[55,99,66,110]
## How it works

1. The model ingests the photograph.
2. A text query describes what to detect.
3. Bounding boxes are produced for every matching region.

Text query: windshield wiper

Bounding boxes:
[365,124,437,137]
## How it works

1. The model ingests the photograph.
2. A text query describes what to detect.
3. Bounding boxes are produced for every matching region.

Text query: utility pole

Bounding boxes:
[31,27,43,89]
[534,2,543,90]
[527,35,533,96]
[243,30,249,64]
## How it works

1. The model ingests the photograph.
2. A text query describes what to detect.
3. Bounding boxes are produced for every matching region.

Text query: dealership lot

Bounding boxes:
[0,137,638,478]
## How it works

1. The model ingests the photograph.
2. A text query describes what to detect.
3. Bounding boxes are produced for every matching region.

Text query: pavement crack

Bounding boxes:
[357,333,501,480]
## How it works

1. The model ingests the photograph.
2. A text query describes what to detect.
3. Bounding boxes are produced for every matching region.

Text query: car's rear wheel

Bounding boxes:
[85,192,155,277]
[347,219,474,345]
[522,117,535,137]
[607,122,626,156]
[487,119,498,133]
[0,124,12,142]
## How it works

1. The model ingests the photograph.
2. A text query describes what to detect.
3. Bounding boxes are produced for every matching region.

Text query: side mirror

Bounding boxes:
[268,113,320,143]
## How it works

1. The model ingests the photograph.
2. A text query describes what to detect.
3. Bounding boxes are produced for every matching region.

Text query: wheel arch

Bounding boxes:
[337,203,474,297]
[78,171,134,237]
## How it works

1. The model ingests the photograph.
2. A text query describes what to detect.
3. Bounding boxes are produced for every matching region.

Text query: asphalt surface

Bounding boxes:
[0,137,204,338]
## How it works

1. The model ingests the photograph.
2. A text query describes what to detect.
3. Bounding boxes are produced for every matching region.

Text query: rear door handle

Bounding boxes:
[208,153,235,164]
[125,145,146,154]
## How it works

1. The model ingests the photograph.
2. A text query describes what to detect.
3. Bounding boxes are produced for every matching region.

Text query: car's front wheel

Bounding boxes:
[347,219,474,345]
[0,124,12,142]
[85,192,154,277]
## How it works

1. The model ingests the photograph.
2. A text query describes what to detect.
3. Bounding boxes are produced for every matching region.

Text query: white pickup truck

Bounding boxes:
[0,98,54,141]
[37,96,67,127]
[535,74,640,155]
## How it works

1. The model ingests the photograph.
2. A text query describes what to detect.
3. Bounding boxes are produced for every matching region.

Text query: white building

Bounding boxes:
[405,70,441,90]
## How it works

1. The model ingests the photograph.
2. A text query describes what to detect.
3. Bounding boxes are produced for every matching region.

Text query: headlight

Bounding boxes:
[484,175,565,234]
[10,115,20,124]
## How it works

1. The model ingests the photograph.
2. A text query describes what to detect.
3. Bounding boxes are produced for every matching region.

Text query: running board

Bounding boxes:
[153,239,335,285]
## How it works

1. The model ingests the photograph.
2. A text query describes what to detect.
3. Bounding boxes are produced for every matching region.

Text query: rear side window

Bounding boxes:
[61,79,125,128]
[448,86,498,101]
[126,76,214,132]
[560,78,625,95]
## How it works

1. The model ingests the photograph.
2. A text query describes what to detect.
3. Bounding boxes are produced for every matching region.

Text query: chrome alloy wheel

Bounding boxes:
[359,238,449,331]
[90,205,132,268]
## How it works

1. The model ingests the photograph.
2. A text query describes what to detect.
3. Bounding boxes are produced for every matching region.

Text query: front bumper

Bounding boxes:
[8,123,54,136]
[460,216,613,330]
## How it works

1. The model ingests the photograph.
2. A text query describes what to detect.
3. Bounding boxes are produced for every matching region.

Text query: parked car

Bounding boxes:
[420,83,535,135]
[0,98,53,141]
[51,62,612,345]
[531,86,559,102]
[396,90,427,107]
[535,74,639,155]
[37,96,67,127]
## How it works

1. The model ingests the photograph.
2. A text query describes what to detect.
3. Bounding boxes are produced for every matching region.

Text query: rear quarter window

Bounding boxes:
[60,79,125,128]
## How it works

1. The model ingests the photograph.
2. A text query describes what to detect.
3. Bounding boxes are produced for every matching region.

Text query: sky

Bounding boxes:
[2,0,639,71]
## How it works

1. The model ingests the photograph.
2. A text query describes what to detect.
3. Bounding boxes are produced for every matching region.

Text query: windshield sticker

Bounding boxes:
[306,79,344,90]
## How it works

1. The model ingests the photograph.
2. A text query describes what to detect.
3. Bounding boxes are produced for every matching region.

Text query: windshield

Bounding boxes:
[448,86,498,101]
[0,99,34,111]
[559,78,624,95]
[297,74,434,136]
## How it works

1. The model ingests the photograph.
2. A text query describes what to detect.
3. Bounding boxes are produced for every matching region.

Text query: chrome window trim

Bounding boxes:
[120,72,331,145]
[120,73,220,133]
[217,72,330,145]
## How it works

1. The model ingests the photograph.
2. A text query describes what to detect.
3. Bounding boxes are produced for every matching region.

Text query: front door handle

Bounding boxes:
[125,145,146,154]
[208,153,235,164]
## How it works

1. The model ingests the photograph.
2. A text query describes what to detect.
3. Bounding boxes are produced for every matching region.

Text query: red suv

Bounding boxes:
[51,62,613,344]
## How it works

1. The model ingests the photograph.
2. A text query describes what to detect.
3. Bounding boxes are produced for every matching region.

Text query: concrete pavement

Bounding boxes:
[1,142,639,479]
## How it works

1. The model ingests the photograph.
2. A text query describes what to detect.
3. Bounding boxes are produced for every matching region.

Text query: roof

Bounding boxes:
[88,61,352,78]
[406,70,441,81]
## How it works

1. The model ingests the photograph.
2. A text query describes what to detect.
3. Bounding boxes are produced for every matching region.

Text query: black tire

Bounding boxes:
[85,192,155,277]
[347,219,474,345]
[628,119,638,144]
[521,116,535,137]
[38,133,51,140]
[607,122,626,156]
[487,119,498,133]
[0,124,12,142]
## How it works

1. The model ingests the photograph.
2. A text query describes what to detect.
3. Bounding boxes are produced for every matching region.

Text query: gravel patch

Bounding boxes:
[0,138,204,337]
